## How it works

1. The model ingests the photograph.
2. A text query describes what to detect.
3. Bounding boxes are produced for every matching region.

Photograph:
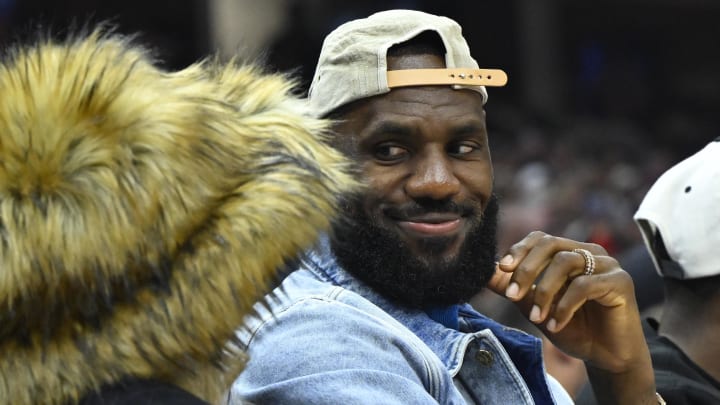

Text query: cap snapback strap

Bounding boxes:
[387,68,508,88]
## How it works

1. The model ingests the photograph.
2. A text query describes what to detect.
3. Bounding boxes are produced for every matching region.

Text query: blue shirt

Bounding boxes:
[229,236,572,404]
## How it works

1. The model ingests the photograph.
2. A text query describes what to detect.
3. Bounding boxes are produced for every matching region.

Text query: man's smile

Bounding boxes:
[397,214,462,236]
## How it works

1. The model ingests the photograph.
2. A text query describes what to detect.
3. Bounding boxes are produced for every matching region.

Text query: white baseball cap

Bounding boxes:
[307,9,508,118]
[634,138,720,279]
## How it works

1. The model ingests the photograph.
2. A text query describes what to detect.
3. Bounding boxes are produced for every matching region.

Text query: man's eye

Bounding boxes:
[375,144,408,161]
[448,143,477,155]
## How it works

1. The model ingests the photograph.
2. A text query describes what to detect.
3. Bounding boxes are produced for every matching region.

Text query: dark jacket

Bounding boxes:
[78,379,208,405]
[644,318,720,404]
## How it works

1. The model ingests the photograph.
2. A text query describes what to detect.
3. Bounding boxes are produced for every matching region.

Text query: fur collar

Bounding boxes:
[0,30,357,404]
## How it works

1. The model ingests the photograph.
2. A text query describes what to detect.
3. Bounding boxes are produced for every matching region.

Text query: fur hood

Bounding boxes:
[0,30,357,404]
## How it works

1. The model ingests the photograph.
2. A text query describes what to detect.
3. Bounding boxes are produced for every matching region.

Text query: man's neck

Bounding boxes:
[659,299,720,382]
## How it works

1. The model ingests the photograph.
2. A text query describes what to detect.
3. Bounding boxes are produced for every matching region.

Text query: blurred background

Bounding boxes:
[2,0,717,249]
[2,0,718,400]
[2,0,718,325]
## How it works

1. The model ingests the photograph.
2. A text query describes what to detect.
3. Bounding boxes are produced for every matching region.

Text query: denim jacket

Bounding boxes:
[229,237,572,404]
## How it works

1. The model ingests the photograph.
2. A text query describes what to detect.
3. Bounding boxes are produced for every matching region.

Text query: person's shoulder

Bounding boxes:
[239,267,409,345]
[234,271,443,401]
[249,266,388,317]
[654,369,720,405]
[270,272,404,321]
[643,319,720,404]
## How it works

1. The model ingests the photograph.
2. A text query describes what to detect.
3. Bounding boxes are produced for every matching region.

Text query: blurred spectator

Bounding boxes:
[633,139,720,404]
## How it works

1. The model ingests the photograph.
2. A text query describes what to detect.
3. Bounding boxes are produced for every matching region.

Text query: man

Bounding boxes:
[230,10,660,404]
[634,138,720,404]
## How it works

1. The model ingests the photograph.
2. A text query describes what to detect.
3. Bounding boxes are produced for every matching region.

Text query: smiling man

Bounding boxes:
[327,45,499,309]
[229,10,661,405]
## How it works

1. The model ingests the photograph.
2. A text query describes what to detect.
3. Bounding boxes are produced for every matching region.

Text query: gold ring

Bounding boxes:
[572,248,595,276]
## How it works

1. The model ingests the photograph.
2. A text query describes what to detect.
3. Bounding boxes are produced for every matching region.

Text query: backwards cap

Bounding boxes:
[308,9,507,117]
[634,138,720,279]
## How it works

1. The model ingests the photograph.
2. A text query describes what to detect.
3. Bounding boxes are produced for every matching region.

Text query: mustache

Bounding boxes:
[383,199,478,220]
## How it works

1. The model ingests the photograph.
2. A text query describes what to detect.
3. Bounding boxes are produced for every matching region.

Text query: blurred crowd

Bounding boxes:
[487,104,718,313]
[2,0,717,322]
[492,115,665,257]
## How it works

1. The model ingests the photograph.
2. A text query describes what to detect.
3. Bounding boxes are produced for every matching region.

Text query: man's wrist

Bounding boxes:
[586,362,657,405]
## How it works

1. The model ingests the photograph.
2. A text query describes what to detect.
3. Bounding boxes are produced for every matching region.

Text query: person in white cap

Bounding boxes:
[634,138,720,404]
[230,10,662,404]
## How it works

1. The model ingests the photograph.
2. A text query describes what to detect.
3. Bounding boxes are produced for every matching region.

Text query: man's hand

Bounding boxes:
[486,231,658,404]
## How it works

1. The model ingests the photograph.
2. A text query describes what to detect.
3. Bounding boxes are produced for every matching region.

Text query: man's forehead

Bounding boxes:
[387,53,445,70]
[366,86,486,116]
[347,88,487,137]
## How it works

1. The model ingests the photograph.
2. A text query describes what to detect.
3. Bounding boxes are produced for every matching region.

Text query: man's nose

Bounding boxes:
[405,152,460,201]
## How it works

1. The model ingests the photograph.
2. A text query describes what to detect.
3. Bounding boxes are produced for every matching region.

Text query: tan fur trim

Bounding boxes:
[0,30,358,404]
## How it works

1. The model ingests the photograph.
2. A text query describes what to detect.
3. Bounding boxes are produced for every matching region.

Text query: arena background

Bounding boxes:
[2,0,718,344]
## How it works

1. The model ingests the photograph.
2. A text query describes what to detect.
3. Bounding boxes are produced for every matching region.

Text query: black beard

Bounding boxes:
[330,195,499,308]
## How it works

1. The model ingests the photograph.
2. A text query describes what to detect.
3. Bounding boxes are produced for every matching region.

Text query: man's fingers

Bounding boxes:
[500,233,607,303]
[494,231,624,330]
[487,265,512,296]
[541,270,633,333]
[487,266,537,316]
[497,231,547,272]
[528,251,601,324]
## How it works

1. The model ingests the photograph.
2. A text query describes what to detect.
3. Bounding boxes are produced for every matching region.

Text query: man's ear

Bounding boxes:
[650,226,685,279]
[326,122,358,158]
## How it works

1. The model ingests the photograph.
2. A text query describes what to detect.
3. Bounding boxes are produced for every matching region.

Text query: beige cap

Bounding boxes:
[308,9,508,117]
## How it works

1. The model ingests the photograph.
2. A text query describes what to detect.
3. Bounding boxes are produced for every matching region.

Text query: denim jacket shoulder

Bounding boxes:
[230,237,569,404]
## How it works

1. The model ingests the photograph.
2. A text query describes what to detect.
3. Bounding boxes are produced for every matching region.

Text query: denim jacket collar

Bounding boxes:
[303,235,552,402]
